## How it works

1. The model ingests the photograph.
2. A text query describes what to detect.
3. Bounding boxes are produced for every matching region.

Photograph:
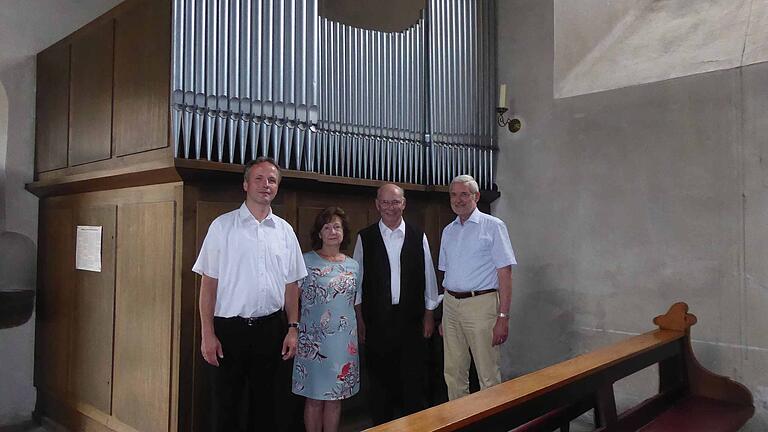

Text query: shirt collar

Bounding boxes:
[453,207,481,226]
[378,218,405,236]
[238,202,275,225]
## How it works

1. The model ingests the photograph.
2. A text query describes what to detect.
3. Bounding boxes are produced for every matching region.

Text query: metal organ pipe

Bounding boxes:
[171,0,496,187]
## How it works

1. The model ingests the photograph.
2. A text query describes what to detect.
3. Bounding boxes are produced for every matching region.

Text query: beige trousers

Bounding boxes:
[442,291,501,400]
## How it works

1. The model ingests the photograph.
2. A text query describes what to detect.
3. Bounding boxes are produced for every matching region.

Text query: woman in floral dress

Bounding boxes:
[293,207,360,432]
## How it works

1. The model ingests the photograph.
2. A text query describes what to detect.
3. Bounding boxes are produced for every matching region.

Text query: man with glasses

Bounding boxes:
[353,183,440,425]
[439,174,516,400]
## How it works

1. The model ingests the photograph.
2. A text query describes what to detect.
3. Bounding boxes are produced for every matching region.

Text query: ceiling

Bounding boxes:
[0,0,123,71]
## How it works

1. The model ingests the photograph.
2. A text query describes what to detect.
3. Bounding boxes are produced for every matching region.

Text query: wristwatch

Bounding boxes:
[497,312,508,318]
[288,322,299,328]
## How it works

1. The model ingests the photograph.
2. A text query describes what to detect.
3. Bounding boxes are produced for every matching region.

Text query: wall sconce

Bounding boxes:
[497,84,522,133]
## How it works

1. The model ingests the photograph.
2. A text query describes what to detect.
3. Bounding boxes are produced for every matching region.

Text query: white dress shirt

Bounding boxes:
[353,219,440,310]
[439,208,517,292]
[192,203,308,318]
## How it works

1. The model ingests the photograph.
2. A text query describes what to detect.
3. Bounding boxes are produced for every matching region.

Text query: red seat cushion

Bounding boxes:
[639,396,753,432]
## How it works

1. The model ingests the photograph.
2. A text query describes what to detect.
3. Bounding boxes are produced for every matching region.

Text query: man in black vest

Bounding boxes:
[353,183,440,425]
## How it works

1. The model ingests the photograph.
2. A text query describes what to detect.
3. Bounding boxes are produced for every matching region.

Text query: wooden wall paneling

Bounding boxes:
[196,202,242,244]
[191,200,240,432]
[68,19,114,166]
[179,186,200,432]
[421,197,444,269]
[169,184,184,432]
[297,206,325,252]
[35,206,74,396]
[113,0,171,157]
[367,207,380,227]
[35,43,70,173]
[278,189,299,227]
[272,204,287,220]
[69,205,117,413]
[342,202,371,249]
[36,392,134,432]
[113,201,176,432]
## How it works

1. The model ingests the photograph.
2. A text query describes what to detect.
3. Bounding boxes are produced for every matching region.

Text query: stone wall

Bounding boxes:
[496,1,768,429]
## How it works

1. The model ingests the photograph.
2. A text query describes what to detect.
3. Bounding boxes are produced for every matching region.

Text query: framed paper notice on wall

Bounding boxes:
[76,225,102,272]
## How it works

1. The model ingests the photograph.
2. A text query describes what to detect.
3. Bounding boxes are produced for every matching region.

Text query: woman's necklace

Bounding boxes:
[316,250,344,262]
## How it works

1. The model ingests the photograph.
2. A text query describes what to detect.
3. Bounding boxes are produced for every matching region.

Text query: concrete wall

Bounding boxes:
[0,78,7,227]
[0,0,123,425]
[555,0,768,98]
[496,0,768,429]
[0,58,39,426]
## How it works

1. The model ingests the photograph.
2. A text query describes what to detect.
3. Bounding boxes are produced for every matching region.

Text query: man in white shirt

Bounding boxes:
[193,157,307,431]
[353,183,440,425]
[439,174,517,400]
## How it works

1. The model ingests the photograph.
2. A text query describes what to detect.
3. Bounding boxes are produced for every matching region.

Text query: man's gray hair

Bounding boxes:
[451,175,479,194]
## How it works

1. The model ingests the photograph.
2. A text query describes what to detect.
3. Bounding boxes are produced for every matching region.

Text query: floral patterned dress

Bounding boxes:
[292,251,360,400]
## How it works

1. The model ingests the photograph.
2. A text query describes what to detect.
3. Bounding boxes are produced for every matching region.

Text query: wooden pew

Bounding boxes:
[365,303,754,432]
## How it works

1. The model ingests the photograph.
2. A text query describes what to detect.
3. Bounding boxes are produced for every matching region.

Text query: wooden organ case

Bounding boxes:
[28,0,499,431]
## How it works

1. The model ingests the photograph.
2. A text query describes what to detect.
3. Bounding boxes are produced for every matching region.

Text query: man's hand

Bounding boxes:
[491,317,509,346]
[282,328,298,360]
[423,310,435,338]
[201,333,224,366]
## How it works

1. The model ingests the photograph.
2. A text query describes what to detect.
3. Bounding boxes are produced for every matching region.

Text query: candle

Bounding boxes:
[498,84,507,108]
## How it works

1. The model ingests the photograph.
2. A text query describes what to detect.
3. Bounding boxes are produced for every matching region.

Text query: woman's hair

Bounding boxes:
[310,206,351,250]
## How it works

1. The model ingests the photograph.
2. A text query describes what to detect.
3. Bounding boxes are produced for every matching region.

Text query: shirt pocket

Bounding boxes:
[268,241,289,278]
[472,233,493,259]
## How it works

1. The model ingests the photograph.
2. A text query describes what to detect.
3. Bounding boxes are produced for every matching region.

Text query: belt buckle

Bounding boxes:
[246,317,258,326]
[470,291,476,297]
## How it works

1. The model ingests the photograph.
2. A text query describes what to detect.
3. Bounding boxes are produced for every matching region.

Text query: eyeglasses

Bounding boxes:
[378,199,404,207]
[450,192,475,199]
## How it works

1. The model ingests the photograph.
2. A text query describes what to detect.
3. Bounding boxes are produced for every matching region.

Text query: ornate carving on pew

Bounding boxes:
[652,302,697,332]
[654,302,754,410]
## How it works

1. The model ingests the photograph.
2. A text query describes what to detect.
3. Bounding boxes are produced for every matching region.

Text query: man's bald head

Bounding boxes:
[377,183,405,200]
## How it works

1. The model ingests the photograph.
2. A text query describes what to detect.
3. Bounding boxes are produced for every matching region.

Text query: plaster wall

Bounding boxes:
[553,0,639,93]
[0,58,38,426]
[0,80,7,228]
[0,0,123,425]
[497,0,768,429]
[555,0,768,98]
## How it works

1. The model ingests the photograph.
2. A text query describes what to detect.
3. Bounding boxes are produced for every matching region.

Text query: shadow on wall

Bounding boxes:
[0,231,36,329]
[505,262,576,378]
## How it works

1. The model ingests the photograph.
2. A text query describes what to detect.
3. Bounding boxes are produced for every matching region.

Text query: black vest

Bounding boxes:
[359,221,426,348]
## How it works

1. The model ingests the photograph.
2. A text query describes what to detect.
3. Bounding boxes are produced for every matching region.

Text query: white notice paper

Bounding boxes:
[76,225,102,272]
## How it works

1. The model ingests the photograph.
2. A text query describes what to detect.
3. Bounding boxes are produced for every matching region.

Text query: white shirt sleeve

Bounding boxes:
[285,225,309,283]
[438,226,448,272]
[352,234,364,306]
[491,220,517,268]
[423,234,441,310]
[192,218,221,279]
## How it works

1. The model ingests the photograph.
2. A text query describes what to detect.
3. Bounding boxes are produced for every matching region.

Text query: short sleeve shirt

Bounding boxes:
[438,208,517,292]
[192,203,308,318]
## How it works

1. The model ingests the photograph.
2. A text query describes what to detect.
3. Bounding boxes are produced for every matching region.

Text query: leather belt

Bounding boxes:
[219,310,282,326]
[446,289,497,299]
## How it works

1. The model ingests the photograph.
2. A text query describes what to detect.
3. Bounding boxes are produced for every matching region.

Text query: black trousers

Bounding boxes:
[365,315,428,426]
[210,312,288,432]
